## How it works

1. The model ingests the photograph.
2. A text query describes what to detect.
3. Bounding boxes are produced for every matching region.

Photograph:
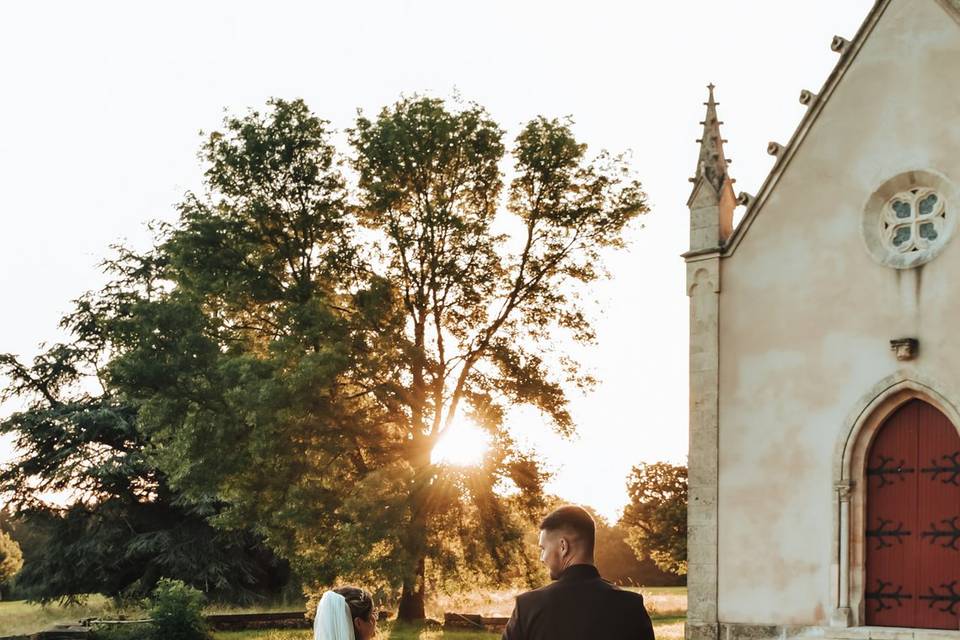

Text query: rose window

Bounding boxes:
[881,188,946,254]
[862,171,956,269]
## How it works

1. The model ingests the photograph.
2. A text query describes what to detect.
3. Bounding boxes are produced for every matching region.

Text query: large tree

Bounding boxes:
[2,96,646,619]
[620,462,688,576]
[346,97,646,617]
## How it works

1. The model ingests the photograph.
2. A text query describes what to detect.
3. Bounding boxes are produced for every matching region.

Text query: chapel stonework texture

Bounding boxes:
[684,2,960,640]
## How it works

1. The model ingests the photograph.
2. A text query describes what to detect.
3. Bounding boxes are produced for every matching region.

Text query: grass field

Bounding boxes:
[0,587,686,638]
[211,616,684,640]
[0,595,126,637]
[212,624,501,640]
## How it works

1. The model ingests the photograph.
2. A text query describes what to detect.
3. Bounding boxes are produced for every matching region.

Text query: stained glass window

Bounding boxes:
[919,222,938,241]
[882,189,946,255]
[892,226,911,246]
[893,200,911,219]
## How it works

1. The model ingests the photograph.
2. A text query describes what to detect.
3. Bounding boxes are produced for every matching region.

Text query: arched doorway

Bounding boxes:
[865,399,960,629]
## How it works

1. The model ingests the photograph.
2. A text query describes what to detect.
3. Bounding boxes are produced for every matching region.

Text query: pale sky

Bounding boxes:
[0,1,873,520]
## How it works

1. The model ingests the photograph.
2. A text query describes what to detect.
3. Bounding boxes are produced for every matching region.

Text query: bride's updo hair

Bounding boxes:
[333,586,374,621]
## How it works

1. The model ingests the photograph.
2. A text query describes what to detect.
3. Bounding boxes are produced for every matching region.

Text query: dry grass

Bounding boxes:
[427,589,518,619]
[652,617,686,640]
[427,585,686,619]
[631,587,687,618]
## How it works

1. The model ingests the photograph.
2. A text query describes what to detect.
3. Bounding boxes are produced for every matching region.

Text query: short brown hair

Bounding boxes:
[539,505,595,554]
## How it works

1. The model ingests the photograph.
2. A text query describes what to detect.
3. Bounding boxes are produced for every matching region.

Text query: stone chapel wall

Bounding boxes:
[714,0,960,628]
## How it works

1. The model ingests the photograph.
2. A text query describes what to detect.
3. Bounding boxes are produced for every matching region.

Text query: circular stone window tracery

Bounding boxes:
[862,170,958,269]
[882,188,945,253]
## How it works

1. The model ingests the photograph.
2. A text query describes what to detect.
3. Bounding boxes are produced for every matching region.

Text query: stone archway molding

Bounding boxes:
[830,373,960,629]
[835,373,960,483]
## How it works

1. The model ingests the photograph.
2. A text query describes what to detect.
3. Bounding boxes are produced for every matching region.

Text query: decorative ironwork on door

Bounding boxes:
[865,400,960,629]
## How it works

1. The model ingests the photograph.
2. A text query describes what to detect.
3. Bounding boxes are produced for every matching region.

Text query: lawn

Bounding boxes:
[0,595,131,636]
[0,588,685,638]
[211,615,684,639]
[213,624,501,639]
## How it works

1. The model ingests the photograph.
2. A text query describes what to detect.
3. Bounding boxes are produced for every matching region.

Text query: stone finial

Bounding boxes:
[691,83,734,196]
[767,142,785,157]
[736,192,755,207]
[890,338,919,361]
[799,90,818,106]
[831,35,850,53]
[687,84,737,250]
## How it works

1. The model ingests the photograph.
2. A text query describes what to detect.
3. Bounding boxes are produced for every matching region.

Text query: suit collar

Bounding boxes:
[557,563,600,581]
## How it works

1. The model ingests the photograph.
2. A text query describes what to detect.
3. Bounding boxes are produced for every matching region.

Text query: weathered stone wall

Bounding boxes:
[710,0,960,630]
[687,251,721,640]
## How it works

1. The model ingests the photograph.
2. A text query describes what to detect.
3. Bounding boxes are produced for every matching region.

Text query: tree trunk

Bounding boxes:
[397,555,426,621]
[398,441,431,622]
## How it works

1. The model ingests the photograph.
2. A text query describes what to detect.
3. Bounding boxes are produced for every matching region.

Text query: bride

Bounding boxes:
[313,586,378,640]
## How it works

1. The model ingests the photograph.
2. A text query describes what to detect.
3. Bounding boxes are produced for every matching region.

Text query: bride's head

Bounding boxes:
[334,586,377,639]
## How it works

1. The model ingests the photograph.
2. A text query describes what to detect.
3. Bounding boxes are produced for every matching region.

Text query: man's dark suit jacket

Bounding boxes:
[502,564,655,640]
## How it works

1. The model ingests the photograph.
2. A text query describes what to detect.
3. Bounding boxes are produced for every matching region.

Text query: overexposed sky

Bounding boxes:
[0,1,873,520]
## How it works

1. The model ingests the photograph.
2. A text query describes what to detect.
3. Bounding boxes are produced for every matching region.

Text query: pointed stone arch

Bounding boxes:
[831,375,960,627]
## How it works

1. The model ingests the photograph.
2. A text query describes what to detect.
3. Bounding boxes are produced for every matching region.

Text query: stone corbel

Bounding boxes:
[799,90,818,107]
[831,35,850,54]
[890,338,919,361]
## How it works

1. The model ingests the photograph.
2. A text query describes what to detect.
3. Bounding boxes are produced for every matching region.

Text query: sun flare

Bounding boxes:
[430,419,491,467]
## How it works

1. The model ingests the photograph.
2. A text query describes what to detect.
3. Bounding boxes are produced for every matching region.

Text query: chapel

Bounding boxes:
[685,1,960,639]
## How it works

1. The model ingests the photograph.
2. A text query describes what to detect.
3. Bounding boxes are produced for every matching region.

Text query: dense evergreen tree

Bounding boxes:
[0,306,290,602]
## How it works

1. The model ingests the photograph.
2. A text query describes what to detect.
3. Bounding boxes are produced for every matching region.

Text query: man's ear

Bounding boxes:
[559,537,568,557]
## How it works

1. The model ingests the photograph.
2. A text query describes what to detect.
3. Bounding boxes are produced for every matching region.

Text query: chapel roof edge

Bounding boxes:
[720,0,897,258]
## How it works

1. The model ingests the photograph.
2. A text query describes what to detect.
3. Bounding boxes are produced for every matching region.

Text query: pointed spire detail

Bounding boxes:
[687,83,737,249]
[693,83,732,194]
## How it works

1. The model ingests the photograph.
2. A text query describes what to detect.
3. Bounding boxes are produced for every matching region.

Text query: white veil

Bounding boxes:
[314,590,356,640]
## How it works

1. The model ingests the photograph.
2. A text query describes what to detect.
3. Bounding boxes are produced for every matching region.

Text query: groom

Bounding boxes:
[502,505,656,640]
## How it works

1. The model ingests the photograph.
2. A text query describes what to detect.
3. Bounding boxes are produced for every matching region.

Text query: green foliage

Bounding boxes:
[0,530,23,586]
[0,95,647,619]
[0,297,291,602]
[147,579,211,640]
[91,579,209,640]
[593,516,684,587]
[348,97,646,616]
[620,462,688,576]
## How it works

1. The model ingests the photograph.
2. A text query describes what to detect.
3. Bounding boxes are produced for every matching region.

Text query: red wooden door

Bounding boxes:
[866,400,960,629]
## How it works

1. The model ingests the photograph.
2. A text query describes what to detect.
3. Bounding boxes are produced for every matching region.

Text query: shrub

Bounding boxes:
[0,530,23,586]
[146,579,210,640]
